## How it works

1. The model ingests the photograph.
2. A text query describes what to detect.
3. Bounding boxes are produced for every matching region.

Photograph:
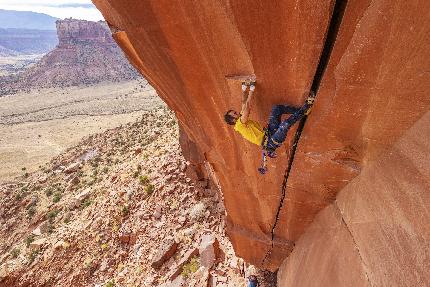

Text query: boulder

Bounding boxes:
[64,162,80,174]
[119,232,137,245]
[159,276,185,287]
[30,238,47,250]
[166,248,199,281]
[153,205,163,220]
[32,221,49,236]
[151,238,178,269]
[70,189,91,208]
[198,233,220,269]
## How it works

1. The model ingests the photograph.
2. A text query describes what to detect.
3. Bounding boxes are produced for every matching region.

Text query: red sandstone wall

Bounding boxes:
[278,111,430,286]
[268,0,430,266]
[92,0,334,269]
[92,0,430,270]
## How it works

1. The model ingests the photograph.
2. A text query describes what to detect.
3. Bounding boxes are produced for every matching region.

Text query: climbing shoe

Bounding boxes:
[266,150,277,158]
[304,91,316,115]
[241,83,247,91]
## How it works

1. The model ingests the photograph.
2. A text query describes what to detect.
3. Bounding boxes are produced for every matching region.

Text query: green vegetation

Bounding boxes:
[47,209,59,223]
[121,205,129,216]
[25,235,35,247]
[181,256,200,278]
[53,192,61,203]
[11,248,20,258]
[28,250,39,264]
[144,184,155,196]
[105,280,115,287]
[81,199,92,208]
[139,175,149,185]
[16,186,29,201]
[44,187,53,197]
[27,206,36,217]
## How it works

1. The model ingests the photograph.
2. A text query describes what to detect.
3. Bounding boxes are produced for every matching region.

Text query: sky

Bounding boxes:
[0,0,104,21]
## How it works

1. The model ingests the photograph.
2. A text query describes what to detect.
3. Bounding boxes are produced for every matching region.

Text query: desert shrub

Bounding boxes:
[47,223,54,233]
[25,235,34,247]
[53,193,61,203]
[28,250,39,264]
[81,199,92,208]
[105,280,115,287]
[11,248,20,258]
[47,210,59,223]
[44,188,53,197]
[121,206,129,216]
[181,256,199,278]
[139,175,149,185]
[27,206,36,217]
[144,184,154,196]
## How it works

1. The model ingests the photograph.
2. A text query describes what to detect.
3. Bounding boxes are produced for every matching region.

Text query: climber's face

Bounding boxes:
[228,110,239,121]
[224,110,239,125]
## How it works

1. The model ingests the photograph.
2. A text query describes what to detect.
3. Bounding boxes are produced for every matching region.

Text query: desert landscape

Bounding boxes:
[1,1,429,286]
[0,79,162,181]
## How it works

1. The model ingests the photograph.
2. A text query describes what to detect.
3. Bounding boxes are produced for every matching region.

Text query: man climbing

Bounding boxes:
[224,82,314,173]
[247,275,259,287]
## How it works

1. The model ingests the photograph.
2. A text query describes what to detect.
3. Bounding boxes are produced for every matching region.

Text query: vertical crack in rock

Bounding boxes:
[262,0,349,269]
[333,200,374,287]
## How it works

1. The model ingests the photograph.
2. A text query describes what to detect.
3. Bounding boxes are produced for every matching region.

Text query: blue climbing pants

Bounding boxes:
[248,278,258,287]
[266,103,309,151]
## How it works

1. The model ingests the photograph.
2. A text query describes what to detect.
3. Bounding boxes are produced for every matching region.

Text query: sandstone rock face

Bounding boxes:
[151,238,179,269]
[57,19,112,47]
[92,0,430,271]
[267,0,430,268]
[278,111,430,286]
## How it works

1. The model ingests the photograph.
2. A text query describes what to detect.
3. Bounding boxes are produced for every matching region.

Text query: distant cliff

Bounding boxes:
[0,28,58,55]
[0,9,57,30]
[0,19,139,95]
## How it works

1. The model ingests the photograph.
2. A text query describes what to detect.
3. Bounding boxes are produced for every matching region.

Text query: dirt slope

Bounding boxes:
[0,107,267,287]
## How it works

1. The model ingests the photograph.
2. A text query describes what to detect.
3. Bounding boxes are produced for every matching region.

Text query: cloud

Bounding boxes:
[0,1,104,21]
[54,4,95,9]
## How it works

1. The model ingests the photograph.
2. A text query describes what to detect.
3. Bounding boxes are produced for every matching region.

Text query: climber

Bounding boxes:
[224,82,314,172]
[247,275,259,287]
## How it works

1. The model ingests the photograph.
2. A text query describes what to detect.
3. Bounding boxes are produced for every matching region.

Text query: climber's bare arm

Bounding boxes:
[240,88,254,123]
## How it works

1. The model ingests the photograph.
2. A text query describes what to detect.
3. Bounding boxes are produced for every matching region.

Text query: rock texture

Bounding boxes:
[0,19,139,95]
[0,108,260,287]
[92,0,430,271]
[278,111,430,287]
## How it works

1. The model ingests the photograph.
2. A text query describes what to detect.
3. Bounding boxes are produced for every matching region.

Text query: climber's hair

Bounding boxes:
[224,110,237,125]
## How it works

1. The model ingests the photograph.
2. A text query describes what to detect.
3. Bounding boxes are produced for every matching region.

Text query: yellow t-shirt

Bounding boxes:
[234,118,265,146]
